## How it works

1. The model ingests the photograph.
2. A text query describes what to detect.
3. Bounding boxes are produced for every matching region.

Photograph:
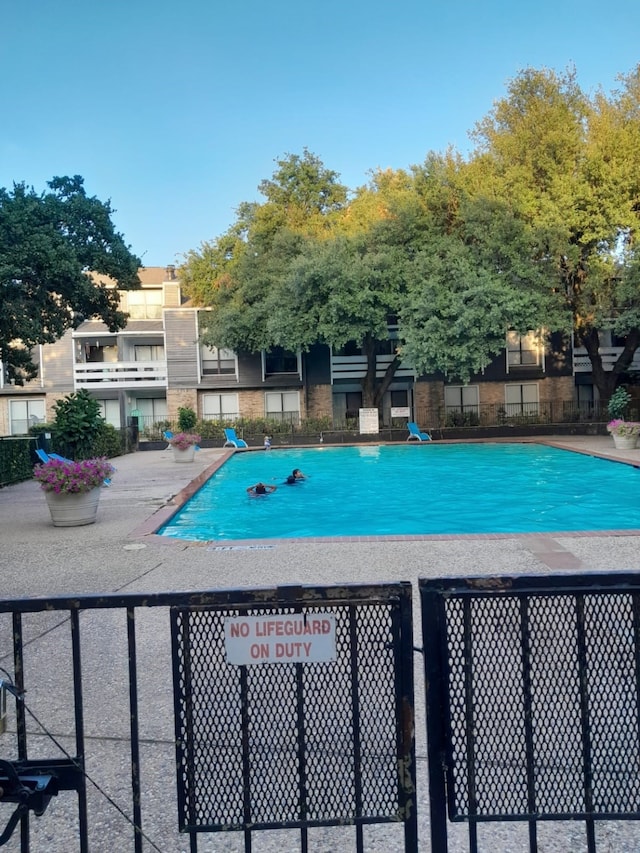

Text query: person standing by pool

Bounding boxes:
[247,482,276,496]
[264,435,271,451]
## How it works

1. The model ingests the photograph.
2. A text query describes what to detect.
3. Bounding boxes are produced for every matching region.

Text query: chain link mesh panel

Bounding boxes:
[171,584,415,840]
[421,575,640,829]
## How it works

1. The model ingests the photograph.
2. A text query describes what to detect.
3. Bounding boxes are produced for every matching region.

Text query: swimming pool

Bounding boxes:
[158,443,640,542]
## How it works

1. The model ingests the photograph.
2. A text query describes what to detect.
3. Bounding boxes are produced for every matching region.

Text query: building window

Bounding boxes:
[264,347,299,375]
[134,344,164,362]
[9,398,45,435]
[345,391,363,420]
[132,398,169,431]
[444,385,480,425]
[201,346,236,376]
[125,289,163,320]
[96,399,121,428]
[265,391,300,424]
[389,389,408,409]
[505,383,539,416]
[202,393,239,421]
[507,331,541,368]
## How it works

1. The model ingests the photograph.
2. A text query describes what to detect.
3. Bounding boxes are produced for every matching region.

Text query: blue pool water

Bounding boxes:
[158,443,640,542]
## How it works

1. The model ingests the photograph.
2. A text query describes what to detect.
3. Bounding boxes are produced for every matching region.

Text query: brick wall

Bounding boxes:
[306,384,332,419]
[167,389,198,422]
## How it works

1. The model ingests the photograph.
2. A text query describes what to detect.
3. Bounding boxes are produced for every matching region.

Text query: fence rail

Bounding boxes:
[0,583,416,853]
[420,572,640,853]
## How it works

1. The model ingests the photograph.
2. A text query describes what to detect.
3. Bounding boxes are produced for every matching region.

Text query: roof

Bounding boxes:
[88,266,179,288]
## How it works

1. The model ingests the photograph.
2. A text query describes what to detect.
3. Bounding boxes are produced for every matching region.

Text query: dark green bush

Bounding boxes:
[92,423,123,458]
[178,407,197,431]
[52,390,103,460]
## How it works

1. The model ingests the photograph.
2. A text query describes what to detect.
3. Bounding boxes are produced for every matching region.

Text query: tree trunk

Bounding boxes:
[580,327,640,406]
[359,333,401,412]
[361,335,377,408]
[373,354,401,408]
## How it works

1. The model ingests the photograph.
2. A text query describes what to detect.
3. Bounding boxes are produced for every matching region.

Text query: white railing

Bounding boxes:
[74,360,168,389]
[573,347,640,373]
[331,354,416,382]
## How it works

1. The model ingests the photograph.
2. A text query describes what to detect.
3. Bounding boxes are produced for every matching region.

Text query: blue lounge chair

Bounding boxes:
[407,422,431,442]
[36,449,72,464]
[223,428,248,449]
[50,452,73,462]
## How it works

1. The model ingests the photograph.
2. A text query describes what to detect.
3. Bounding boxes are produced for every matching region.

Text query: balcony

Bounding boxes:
[573,347,640,374]
[74,360,168,390]
[331,354,416,382]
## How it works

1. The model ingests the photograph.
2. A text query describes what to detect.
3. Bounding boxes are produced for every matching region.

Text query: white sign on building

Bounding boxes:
[358,407,379,434]
[224,614,336,665]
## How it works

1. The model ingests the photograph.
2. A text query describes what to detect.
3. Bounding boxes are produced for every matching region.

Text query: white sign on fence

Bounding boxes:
[390,406,410,418]
[358,408,379,434]
[224,614,337,665]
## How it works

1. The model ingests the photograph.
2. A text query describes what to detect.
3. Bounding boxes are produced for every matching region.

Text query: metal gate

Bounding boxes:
[0,582,416,852]
[420,572,640,853]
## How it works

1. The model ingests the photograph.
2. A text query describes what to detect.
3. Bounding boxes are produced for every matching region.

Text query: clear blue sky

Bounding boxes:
[1,0,639,267]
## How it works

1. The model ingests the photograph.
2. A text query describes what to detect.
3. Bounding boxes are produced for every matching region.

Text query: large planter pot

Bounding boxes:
[172,446,196,463]
[612,433,639,450]
[44,487,102,527]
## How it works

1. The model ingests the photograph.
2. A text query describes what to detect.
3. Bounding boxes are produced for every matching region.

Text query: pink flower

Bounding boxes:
[607,420,640,437]
[167,433,201,450]
[33,458,115,494]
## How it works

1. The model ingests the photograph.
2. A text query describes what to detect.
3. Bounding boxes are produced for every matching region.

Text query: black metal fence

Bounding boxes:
[420,572,640,853]
[137,399,608,446]
[0,583,416,852]
[5,575,640,852]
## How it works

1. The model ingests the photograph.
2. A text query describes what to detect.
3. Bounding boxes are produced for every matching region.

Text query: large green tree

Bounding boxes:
[400,155,564,381]
[0,175,141,384]
[407,66,640,400]
[181,157,421,409]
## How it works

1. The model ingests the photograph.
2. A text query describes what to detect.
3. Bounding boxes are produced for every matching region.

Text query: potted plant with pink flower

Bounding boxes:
[167,432,201,462]
[606,419,640,450]
[605,388,640,449]
[34,457,115,526]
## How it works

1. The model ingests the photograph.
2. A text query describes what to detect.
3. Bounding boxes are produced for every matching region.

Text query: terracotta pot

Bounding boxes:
[172,446,196,462]
[44,487,102,527]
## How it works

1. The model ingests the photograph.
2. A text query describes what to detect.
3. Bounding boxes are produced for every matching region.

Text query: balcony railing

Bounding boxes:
[74,360,168,389]
[573,346,640,373]
[331,354,416,382]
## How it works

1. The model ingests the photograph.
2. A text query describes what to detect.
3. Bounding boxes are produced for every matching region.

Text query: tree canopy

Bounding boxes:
[0,175,141,384]
[459,65,640,398]
[181,64,640,406]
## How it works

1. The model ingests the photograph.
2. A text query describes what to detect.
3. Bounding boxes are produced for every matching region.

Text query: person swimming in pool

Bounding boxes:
[284,468,306,485]
[247,482,276,496]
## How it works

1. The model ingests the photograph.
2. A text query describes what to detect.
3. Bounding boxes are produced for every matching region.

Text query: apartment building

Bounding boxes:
[0,266,622,436]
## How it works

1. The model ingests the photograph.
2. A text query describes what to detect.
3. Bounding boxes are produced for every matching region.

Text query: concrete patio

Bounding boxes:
[1,436,640,851]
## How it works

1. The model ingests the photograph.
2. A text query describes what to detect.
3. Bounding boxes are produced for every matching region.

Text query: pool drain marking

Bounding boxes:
[207,544,276,551]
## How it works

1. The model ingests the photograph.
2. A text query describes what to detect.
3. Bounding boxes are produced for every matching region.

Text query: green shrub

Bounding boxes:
[92,423,123,458]
[177,407,197,431]
[52,390,104,460]
[607,387,631,420]
[195,420,226,440]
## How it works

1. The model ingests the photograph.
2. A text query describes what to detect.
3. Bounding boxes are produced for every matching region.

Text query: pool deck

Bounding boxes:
[3,435,640,599]
[2,435,640,851]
